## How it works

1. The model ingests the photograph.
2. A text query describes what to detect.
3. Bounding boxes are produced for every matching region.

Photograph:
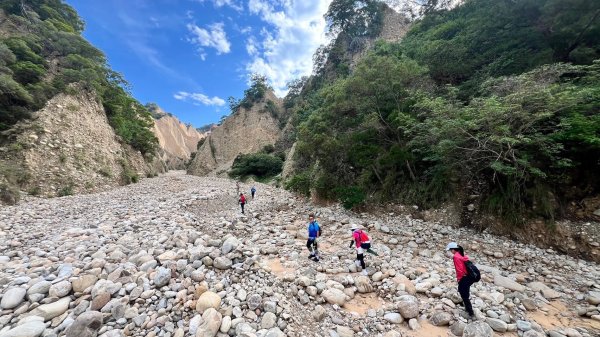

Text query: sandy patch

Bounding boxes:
[527,301,600,332]
[398,321,450,337]
[343,293,387,315]
[265,258,295,278]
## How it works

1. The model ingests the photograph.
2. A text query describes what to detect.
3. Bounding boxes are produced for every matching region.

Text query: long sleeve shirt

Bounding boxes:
[453,252,470,281]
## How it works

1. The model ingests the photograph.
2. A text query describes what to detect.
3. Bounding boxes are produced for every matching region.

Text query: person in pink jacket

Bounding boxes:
[349,224,377,275]
[446,242,475,318]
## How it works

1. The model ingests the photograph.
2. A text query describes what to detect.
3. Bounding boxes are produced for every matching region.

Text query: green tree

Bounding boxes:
[325,0,384,38]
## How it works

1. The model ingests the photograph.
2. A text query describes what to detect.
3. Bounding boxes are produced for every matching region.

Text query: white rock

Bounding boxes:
[1,288,27,309]
[383,313,403,324]
[322,288,346,306]
[28,297,71,321]
[0,321,46,337]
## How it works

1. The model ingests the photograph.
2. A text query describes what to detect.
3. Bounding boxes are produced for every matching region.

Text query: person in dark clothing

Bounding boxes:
[251,186,256,199]
[239,193,246,214]
[446,242,475,318]
[306,213,321,261]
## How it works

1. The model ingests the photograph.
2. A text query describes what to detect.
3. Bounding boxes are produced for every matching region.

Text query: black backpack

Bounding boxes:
[465,261,481,282]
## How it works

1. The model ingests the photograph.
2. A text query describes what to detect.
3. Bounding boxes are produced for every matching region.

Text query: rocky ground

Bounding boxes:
[1,171,599,337]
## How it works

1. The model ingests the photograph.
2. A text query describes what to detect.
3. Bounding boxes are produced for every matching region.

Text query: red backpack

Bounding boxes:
[239,195,246,203]
[358,230,369,242]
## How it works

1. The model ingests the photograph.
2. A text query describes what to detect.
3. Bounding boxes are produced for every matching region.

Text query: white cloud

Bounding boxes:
[174,92,226,106]
[245,0,333,96]
[196,0,244,12]
[187,22,231,55]
[246,36,259,56]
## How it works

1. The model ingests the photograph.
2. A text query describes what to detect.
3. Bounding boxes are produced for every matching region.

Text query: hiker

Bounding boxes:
[251,186,256,199]
[349,224,377,275]
[306,213,322,261]
[239,193,246,214]
[446,242,475,318]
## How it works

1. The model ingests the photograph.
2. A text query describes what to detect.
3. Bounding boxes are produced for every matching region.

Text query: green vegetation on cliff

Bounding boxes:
[287,0,600,223]
[0,0,157,155]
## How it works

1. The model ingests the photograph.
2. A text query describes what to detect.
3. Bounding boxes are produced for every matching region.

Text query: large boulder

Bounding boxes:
[196,308,222,337]
[72,275,98,293]
[65,311,103,337]
[430,311,452,326]
[213,257,232,270]
[196,291,221,313]
[322,288,347,306]
[493,275,525,292]
[1,287,27,309]
[527,282,561,300]
[49,281,72,298]
[261,312,277,329]
[28,297,70,321]
[0,320,46,337]
[486,318,508,332]
[383,312,403,324]
[463,321,494,337]
[154,267,171,287]
[397,295,419,319]
[355,276,374,293]
[221,237,240,254]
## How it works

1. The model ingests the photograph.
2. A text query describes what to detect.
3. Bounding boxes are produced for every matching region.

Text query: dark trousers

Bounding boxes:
[307,238,318,255]
[240,203,245,213]
[357,253,365,269]
[458,275,475,315]
[251,192,255,199]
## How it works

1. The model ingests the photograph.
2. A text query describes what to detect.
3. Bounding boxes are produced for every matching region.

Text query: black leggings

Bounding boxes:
[307,238,318,254]
[240,203,245,213]
[458,275,475,315]
[357,253,365,269]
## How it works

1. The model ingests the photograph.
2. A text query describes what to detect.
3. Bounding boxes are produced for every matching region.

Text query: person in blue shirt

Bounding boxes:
[306,213,322,261]
[251,186,256,199]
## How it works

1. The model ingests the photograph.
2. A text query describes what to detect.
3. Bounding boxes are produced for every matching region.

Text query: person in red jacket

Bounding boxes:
[239,193,246,214]
[446,242,475,317]
[349,224,377,275]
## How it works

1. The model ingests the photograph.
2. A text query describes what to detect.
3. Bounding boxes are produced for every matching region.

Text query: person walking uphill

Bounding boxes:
[446,242,476,318]
[251,186,256,199]
[349,224,378,275]
[239,193,246,214]
[306,213,322,262]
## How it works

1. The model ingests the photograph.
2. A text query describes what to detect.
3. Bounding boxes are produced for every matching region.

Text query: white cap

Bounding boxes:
[446,242,459,251]
[350,224,359,231]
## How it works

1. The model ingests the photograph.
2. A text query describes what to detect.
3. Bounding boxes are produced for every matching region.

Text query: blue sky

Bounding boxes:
[66,0,332,127]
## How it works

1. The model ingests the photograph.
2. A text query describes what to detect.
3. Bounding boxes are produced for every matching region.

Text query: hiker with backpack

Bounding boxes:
[251,186,256,199]
[446,242,480,319]
[306,213,322,261]
[239,193,246,214]
[349,224,378,275]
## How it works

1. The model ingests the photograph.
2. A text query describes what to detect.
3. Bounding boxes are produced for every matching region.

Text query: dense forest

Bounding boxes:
[0,0,157,155]
[284,0,600,225]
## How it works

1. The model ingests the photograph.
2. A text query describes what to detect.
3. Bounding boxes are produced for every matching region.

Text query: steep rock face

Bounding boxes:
[0,89,162,197]
[187,91,282,176]
[152,109,206,169]
[349,6,411,66]
[379,5,411,42]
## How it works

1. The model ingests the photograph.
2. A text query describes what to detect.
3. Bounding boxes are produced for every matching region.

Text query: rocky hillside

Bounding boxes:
[187,90,283,177]
[0,171,598,337]
[0,88,163,199]
[149,105,206,170]
[0,1,162,203]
